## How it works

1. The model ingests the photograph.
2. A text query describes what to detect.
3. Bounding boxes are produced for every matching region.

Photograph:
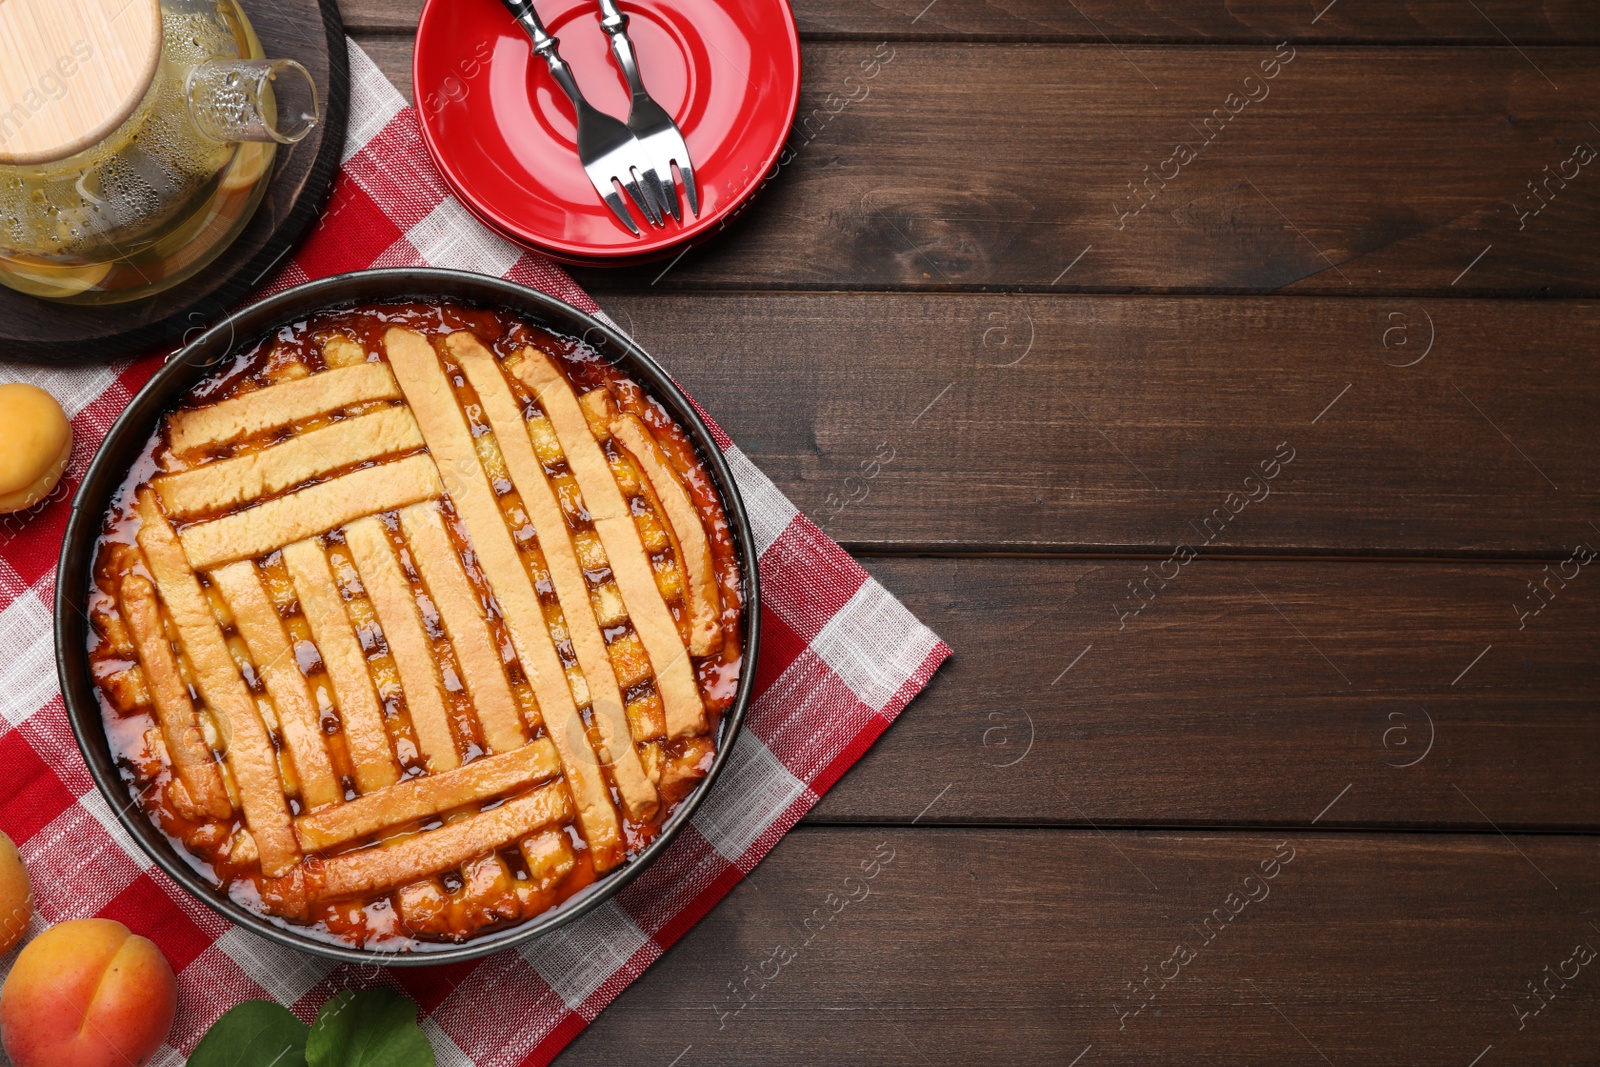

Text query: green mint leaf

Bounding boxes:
[306,989,435,1067]
[187,1001,309,1067]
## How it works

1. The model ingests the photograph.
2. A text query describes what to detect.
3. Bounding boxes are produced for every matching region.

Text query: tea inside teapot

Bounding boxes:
[0,0,318,303]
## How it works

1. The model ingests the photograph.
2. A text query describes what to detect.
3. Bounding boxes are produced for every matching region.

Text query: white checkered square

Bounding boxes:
[427,950,566,1065]
[692,731,806,861]
[0,590,57,727]
[405,197,523,277]
[724,445,797,556]
[80,786,155,871]
[811,578,940,713]
[216,926,336,1006]
[21,802,144,922]
[422,1016,473,1067]
[519,900,649,1010]
[342,40,406,163]
[747,652,872,784]
[0,363,120,418]
[145,1045,185,1067]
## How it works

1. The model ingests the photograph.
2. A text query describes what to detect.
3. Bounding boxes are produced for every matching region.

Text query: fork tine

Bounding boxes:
[678,158,699,218]
[654,164,682,222]
[643,166,673,226]
[659,170,684,222]
[636,166,671,226]
[623,169,664,228]
[599,186,640,235]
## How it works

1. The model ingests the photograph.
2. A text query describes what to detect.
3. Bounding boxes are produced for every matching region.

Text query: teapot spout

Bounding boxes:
[187,59,319,145]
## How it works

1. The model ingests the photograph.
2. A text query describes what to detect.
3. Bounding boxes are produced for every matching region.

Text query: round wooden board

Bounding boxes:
[0,0,349,365]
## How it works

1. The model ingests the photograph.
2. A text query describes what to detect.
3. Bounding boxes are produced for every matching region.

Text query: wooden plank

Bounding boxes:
[354,36,1600,296]
[798,0,1600,43]
[339,0,1600,42]
[592,292,1600,557]
[796,0,1600,43]
[361,35,414,102]
[793,557,1600,830]
[549,827,1600,1065]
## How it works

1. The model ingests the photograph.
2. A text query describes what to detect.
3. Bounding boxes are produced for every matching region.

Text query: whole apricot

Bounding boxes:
[0,830,30,954]
[0,918,176,1067]
[0,384,72,515]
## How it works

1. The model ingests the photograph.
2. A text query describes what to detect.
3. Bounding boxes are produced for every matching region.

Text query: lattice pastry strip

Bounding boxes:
[296,737,560,851]
[345,515,460,775]
[316,783,571,902]
[118,575,233,820]
[446,331,656,820]
[177,454,442,570]
[508,348,707,740]
[155,406,424,519]
[517,417,669,746]
[281,538,401,795]
[577,392,690,622]
[608,411,724,656]
[167,361,402,454]
[133,490,299,876]
[209,560,343,810]
[383,327,624,869]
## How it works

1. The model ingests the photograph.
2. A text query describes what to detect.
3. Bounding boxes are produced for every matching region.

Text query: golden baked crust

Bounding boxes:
[611,413,724,657]
[87,307,743,950]
[449,332,656,821]
[511,349,706,740]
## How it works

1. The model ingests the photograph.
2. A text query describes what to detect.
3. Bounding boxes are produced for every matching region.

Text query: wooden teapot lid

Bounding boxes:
[0,0,163,165]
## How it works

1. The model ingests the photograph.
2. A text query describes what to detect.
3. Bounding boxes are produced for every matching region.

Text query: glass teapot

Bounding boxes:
[0,0,318,304]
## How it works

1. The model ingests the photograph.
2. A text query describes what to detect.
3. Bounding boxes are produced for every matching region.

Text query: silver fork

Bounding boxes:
[595,0,699,220]
[499,0,663,234]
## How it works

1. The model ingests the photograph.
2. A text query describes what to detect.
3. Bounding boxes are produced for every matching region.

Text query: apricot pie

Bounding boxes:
[87,304,744,949]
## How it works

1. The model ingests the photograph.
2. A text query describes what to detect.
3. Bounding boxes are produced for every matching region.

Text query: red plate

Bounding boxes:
[413,0,800,265]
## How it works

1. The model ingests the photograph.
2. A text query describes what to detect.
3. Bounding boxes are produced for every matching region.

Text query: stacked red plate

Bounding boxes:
[413,0,800,266]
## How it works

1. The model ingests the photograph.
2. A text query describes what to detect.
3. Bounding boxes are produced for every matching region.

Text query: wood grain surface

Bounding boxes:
[351,9,1598,1062]
[803,557,1600,830]
[595,293,1597,557]
[555,828,1600,1066]
[793,1,1600,43]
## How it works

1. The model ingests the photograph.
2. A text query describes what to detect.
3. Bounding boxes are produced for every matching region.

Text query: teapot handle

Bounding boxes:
[187,59,319,145]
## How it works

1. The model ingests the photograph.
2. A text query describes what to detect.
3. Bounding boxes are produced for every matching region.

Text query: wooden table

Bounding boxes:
[346,2,1600,1061]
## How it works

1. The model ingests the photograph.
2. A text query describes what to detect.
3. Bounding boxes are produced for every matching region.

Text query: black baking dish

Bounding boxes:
[54,267,761,966]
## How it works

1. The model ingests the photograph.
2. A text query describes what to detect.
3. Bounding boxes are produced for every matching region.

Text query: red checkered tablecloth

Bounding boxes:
[0,42,948,1066]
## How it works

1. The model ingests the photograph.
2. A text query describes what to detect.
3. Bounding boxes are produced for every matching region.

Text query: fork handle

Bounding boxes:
[500,0,589,110]
[594,0,651,100]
